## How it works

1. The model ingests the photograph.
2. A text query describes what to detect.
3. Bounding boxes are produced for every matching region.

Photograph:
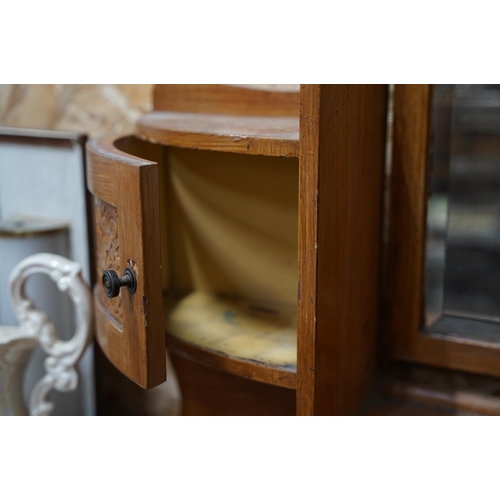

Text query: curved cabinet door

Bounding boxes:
[87,135,165,389]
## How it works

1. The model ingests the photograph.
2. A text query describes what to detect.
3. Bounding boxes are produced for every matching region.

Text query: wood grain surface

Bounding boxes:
[170,353,296,415]
[87,134,166,389]
[297,85,388,415]
[136,112,299,157]
[153,84,299,117]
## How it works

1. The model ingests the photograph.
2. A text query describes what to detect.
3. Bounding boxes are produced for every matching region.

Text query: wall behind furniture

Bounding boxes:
[0,129,94,415]
[0,85,299,135]
[0,85,154,136]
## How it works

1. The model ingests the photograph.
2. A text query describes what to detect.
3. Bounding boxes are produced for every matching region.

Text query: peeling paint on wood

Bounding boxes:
[165,291,297,370]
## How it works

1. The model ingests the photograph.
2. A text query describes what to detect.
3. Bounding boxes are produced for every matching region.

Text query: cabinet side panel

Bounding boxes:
[297,85,388,415]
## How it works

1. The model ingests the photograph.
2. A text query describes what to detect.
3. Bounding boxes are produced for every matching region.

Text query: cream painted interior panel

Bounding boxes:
[165,148,299,306]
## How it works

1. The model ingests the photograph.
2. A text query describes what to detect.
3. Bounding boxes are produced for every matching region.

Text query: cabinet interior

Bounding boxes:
[118,137,299,371]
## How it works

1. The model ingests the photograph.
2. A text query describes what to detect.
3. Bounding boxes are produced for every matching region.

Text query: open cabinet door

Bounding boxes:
[86,135,166,389]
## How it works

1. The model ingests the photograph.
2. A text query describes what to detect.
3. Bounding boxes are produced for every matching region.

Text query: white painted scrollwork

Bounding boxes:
[4,253,92,416]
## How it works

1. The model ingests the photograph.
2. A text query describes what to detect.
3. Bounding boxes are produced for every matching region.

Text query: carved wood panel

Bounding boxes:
[93,197,123,325]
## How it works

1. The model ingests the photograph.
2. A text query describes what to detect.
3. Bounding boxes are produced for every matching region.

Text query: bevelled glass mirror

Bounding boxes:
[425,84,500,340]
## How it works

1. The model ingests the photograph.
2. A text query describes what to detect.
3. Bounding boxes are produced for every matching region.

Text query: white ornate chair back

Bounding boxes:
[0,253,92,416]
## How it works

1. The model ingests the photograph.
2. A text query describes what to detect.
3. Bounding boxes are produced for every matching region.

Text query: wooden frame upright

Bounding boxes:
[297,85,388,415]
[386,84,500,378]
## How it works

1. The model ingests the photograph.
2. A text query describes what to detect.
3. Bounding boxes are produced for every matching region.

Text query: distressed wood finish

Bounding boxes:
[136,112,299,157]
[166,334,296,389]
[153,84,300,117]
[93,198,122,324]
[164,291,296,389]
[386,84,500,377]
[297,85,388,415]
[87,135,165,389]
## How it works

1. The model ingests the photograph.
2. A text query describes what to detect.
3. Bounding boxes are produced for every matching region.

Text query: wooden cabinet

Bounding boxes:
[87,84,388,415]
[376,84,500,415]
[387,84,500,378]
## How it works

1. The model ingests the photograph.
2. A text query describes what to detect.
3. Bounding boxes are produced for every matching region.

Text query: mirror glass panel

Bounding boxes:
[426,84,500,340]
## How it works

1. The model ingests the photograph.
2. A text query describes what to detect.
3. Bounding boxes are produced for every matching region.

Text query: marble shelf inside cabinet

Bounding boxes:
[164,291,297,389]
[136,111,300,157]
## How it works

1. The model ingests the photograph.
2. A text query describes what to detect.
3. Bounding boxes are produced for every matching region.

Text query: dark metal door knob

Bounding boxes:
[102,267,137,298]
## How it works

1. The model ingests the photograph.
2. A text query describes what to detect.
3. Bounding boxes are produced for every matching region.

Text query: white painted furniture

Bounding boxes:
[0,127,94,415]
[0,253,92,416]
